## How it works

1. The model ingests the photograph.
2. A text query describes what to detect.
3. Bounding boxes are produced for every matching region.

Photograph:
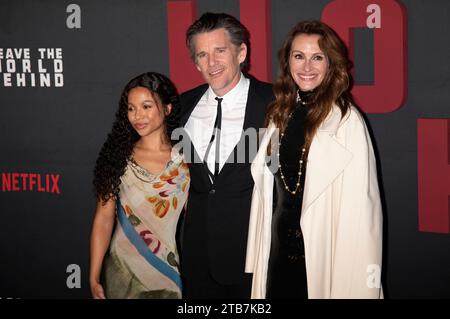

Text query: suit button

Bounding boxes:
[209,188,216,194]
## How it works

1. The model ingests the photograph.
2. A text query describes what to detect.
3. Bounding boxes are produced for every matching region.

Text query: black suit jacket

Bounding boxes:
[178,75,273,285]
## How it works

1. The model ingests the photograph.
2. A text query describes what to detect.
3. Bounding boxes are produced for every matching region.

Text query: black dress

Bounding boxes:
[266,98,308,299]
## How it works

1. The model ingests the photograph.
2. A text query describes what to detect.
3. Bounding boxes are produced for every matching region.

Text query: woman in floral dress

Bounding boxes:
[90,72,189,299]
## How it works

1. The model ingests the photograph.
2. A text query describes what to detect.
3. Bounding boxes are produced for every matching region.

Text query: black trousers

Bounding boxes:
[183,266,253,299]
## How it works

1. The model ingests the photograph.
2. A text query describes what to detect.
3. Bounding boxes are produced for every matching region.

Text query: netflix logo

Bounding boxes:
[1,172,60,194]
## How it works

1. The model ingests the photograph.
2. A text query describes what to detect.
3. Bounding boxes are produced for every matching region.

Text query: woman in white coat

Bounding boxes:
[245,20,383,299]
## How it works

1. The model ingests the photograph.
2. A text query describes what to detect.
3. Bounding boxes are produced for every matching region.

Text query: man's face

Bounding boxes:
[192,28,247,96]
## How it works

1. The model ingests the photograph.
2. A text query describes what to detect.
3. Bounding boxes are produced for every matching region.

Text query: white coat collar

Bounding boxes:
[252,105,353,213]
[301,106,353,215]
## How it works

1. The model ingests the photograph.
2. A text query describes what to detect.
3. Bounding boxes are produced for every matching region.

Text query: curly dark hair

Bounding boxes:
[93,72,181,203]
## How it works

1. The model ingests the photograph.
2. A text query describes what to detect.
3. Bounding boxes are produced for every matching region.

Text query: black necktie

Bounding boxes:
[213,97,223,176]
[204,97,223,178]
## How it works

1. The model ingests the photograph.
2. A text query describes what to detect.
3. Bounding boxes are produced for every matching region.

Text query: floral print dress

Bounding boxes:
[101,148,189,299]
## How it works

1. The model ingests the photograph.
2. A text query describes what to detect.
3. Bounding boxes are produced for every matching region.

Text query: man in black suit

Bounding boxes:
[178,12,273,298]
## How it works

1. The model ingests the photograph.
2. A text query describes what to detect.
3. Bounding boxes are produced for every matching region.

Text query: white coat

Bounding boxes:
[245,105,383,299]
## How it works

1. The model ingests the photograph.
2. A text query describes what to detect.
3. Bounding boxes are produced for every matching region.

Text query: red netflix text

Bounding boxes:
[1,172,60,194]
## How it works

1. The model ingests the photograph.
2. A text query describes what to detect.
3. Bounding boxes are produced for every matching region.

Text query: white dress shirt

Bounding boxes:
[185,73,250,175]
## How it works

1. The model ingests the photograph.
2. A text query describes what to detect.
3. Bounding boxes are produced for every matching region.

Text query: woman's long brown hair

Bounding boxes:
[266,20,354,154]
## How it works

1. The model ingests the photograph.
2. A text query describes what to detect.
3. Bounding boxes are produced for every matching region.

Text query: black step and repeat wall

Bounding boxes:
[1,0,449,298]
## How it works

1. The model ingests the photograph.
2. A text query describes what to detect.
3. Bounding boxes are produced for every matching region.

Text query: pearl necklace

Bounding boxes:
[296,90,309,106]
[277,108,306,195]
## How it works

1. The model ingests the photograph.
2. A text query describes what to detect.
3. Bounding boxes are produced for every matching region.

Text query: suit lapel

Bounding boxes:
[180,84,208,126]
[242,77,264,131]
[220,77,266,176]
[181,84,212,188]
